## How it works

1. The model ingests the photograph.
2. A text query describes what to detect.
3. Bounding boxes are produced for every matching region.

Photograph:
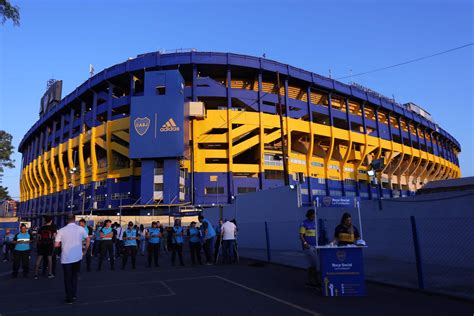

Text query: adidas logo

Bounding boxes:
[160,118,180,132]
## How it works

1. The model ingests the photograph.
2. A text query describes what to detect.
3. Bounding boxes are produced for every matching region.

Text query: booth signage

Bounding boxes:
[319,247,367,296]
[315,196,358,208]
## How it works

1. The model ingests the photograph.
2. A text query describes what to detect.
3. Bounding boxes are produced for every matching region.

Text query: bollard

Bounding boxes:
[410,216,425,290]
[264,221,271,262]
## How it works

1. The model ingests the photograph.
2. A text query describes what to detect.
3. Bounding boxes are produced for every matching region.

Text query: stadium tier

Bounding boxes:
[18,51,461,222]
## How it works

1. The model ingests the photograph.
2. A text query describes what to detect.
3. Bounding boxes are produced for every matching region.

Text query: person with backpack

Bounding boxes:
[12,224,32,278]
[187,221,202,265]
[171,219,185,266]
[122,221,139,269]
[34,216,57,279]
[98,220,115,271]
[146,221,162,268]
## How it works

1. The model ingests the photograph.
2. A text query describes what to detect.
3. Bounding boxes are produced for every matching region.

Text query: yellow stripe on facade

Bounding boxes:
[20,111,460,202]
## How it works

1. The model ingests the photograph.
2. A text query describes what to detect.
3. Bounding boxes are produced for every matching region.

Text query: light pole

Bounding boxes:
[68,151,77,215]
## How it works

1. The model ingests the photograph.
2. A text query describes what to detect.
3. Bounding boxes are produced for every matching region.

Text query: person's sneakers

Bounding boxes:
[48,274,55,279]
[34,275,39,280]
[64,299,74,305]
[2,259,7,262]
[72,296,77,301]
[205,262,213,266]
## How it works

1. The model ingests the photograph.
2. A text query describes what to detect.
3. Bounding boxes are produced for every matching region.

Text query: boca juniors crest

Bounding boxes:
[134,117,151,136]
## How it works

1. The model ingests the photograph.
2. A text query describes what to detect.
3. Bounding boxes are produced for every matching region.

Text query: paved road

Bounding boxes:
[0,251,472,316]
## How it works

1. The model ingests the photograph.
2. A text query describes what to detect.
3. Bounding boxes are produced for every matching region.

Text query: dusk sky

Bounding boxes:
[1,0,472,199]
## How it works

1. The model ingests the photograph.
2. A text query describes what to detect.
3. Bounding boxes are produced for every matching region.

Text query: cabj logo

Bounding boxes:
[336,250,346,262]
[160,118,180,132]
[134,117,150,136]
[322,196,332,207]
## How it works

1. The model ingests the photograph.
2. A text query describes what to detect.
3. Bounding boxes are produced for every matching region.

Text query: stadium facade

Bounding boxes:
[18,51,461,224]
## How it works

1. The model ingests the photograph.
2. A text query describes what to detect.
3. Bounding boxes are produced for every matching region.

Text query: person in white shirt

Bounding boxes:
[221,219,237,264]
[54,214,90,304]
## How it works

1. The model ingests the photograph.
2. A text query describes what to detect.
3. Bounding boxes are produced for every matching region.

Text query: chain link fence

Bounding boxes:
[236,216,474,300]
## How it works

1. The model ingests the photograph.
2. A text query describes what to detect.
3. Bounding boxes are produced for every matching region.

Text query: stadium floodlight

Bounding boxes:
[370,158,385,172]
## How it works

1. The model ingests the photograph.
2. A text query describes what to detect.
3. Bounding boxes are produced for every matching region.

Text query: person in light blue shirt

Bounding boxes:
[98,220,114,271]
[146,221,162,268]
[93,222,102,257]
[122,222,138,269]
[2,228,15,262]
[12,224,32,278]
[187,221,202,265]
[171,219,184,266]
[198,215,216,265]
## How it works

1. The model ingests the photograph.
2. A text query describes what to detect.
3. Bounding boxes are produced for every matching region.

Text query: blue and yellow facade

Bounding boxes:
[18,51,461,223]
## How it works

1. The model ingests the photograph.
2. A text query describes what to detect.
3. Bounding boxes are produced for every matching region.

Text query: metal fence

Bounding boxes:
[236,216,474,301]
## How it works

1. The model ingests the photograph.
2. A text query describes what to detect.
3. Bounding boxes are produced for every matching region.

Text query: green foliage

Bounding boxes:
[0,131,15,195]
[0,0,20,26]
[0,186,10,200]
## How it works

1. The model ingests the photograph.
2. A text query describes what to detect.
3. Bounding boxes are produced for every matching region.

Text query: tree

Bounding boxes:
[0,0,20,26]
[0,131,15,196]
[0,185,10,200]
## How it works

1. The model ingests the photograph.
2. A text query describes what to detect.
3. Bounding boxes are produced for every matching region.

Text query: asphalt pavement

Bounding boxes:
[0,250,472,316]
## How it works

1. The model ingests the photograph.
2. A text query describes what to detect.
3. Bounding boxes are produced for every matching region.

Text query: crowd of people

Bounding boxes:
[1,214,238,280]
[1,209,363,301]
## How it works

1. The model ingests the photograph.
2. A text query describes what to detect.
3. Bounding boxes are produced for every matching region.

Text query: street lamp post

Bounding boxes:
[68,151,77,215]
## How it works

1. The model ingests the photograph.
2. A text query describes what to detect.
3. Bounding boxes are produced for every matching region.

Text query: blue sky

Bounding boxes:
[1,0,472,199]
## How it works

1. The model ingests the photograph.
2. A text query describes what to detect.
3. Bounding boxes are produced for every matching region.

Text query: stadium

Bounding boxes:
[18,51,461,225]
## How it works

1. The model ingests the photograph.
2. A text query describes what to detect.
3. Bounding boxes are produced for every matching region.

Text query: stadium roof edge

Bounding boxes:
[18,51,461,152]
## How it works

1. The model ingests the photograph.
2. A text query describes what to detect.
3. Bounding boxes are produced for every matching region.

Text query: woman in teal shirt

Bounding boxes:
[12,224,32,278]
[187,221,202,265]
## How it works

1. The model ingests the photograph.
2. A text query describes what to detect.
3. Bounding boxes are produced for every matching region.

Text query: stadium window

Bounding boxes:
[312,189,326,196]
[205,187,224,195]
[205,158,229,164]
[155,86,166,95]
[237,187,257,194]
[154,183,163,192]
[198,143,228,149]
[264,170,284,180]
